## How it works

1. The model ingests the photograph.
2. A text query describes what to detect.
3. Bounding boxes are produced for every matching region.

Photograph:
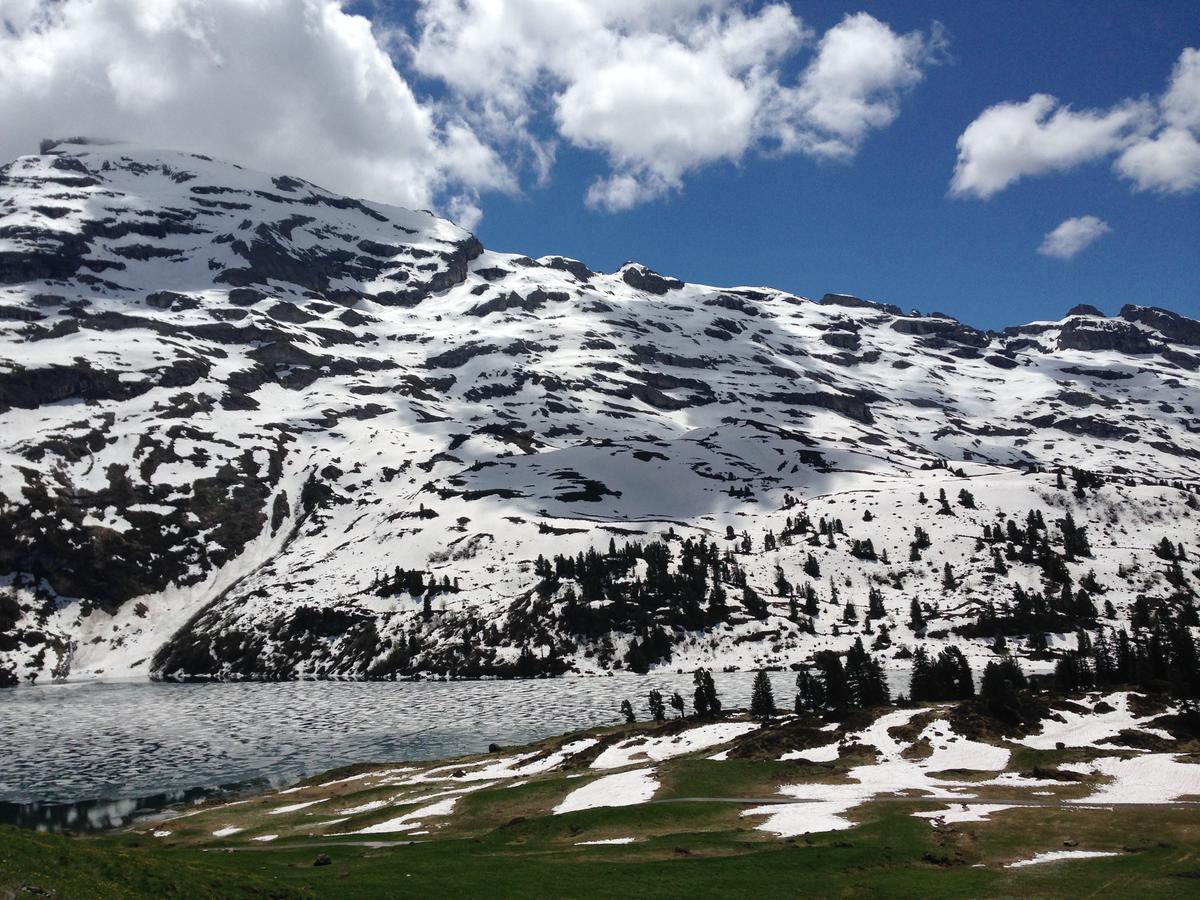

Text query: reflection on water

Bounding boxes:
[0,669,911,830]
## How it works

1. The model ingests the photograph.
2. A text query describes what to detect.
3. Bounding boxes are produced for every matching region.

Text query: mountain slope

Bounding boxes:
[1,140,1197,685]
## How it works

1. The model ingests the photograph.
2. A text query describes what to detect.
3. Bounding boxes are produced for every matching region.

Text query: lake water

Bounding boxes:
[0,671,827,830]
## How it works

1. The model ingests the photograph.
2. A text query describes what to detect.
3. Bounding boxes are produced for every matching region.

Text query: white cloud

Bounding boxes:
[950,95,1151,198]
[768,13,946,160]
[1038,215,1111,260]
[0,0,511,217]
[1161,47,1200,132]
[1115,49,1200,193]
[0,1,945,218]
[1115,126,1200,193]
[410,2,943,210]
[952,46,1200,198]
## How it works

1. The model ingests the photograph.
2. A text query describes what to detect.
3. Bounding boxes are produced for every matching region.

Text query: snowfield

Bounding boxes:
[591,722,759,769]
[554,767,659,815]
[0,140,1198,686]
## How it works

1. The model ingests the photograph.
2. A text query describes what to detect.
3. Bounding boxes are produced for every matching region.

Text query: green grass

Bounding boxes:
[6,800,1200,899]
[6,707,1199,898]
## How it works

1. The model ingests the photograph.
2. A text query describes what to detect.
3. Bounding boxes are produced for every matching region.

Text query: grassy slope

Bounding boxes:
[4,705,1200,899]
[4,805,1200,900]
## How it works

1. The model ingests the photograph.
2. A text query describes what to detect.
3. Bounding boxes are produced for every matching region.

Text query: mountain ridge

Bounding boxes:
[0,141,1197,686]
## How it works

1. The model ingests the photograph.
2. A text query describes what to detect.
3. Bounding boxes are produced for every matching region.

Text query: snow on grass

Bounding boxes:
[576,837,637,845]
[591,722,758,770]
[316,767,414,788]
[780,742,841,763]
[919,720,1010,771]
[1006,850,1120,868]
[212,826,242,837]
[1070,754,1200,804]
[352,797,459,834]
[401,740,597,786]
[742,799,861,836]
[554,768,659,814]
[1016,693,1172,751]
[338,799,390,816]
[746,708,1017,838]
[267,798,327,815]
[252,834,278,842]
[913,803,1014,825]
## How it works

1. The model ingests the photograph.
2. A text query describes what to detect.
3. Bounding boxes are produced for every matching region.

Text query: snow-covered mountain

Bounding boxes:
[1,140,1197,686]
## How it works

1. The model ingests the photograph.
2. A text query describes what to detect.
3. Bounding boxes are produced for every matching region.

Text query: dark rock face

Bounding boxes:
[1066,304,1106,317]
[819,293,904,316]
[542,256,594,281]
[768,390,878,424]
[1057,319,1158,354]
[1120,305,1200,347]
[621,264,683,295]
[466,288,568,317]
[890,317,987,347]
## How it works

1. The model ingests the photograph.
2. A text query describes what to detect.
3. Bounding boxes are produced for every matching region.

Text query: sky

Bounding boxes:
[0,1,1197,329]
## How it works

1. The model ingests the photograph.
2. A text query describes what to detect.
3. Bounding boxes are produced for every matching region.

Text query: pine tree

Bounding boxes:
[803,582,819,617]
[942,563,958,591]
[845,638,890,708]
[648,689,666,722]
[842,597,858,624]
[750,670,776,719]
[794,666,824,714]
[620,699,635,724]
[741,584,768,620]
[693,668,721,717]
[804,554,821,578]
[909,598,926,631]
[867,586,886,620]
[669,692,685,718]
[980,657,1026,714]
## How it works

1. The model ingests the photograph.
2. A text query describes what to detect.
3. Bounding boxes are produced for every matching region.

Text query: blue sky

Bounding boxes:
[465,2,1199,328]
[2,1,1197,329]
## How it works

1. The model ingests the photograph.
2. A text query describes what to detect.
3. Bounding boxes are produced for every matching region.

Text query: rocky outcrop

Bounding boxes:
[621,263,683,295]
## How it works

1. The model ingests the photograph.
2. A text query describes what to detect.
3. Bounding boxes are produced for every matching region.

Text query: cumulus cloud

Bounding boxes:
[1038,215,1111,260]
[768,13,947,160]
[950,96,1151,198]
[952,46,1200,198]
[410,1,944,210]
[0,1,944,218]
[0,0,511,221]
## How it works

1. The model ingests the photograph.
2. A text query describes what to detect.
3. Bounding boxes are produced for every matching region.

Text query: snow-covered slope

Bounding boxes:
[1,141,1197,685]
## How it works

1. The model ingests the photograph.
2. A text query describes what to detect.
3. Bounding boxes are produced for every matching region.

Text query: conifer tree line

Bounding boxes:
[352,464,1196,689]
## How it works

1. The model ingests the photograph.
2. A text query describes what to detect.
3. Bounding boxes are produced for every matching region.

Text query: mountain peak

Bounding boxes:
[0,143,1197,686]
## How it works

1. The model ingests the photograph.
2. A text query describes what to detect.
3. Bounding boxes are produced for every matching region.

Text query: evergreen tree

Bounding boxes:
[842,597,858,624]
[620,699,635,724]
[803,582,819,618]
[980,657,1026,717]
[741,584,768,619]
[845,638,890,708]
[909,598,926,631]
[942,563,958,591]
[692,668,721,717]
[750,670,776,719]
[867,586,886,620]
[795,665,825,714]
[669,692,685,718]
[648,689,666,722]
[624,638,650,674]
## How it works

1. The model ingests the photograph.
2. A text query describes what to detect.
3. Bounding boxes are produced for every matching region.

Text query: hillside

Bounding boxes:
[3,691,1200,898]
[1,140,1198,685]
